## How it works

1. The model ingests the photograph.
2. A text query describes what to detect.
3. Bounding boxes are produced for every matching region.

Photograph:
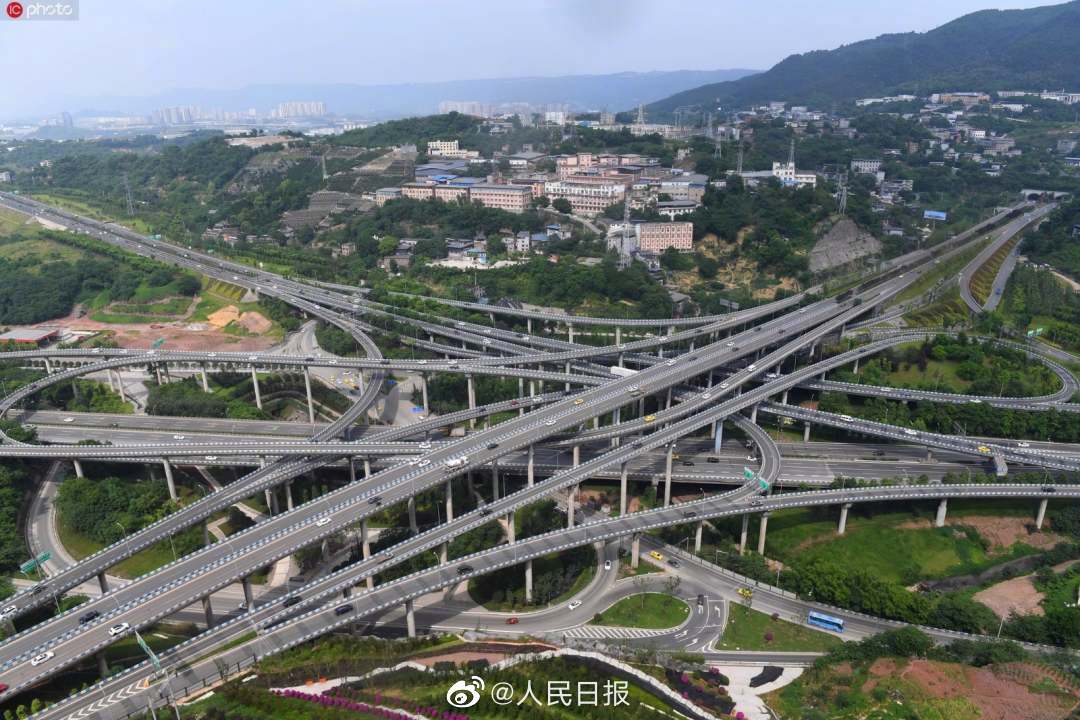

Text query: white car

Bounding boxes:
[839,415,854,422]
[1017,442,1031,448]
[248,355,258,361]
[108,622,130,637]
[665,359,676,366]
[701,393,712,400]
[418,360,428,365]
[315,517,332,527]
[545,419,556,426]
[725,341,735,347]
[173,435,186,440]
[418,441,432,450]
[416,459,431,468]
[0,605,15,619]
[567,600,582,611]
[903,429,918,437]
[63,417,75,423]
[603,560,612,571]
[746,364,757,371]
[617,344,627,350]
[30,651,54,667]
[204,455,218,461]
[719,382,729,390]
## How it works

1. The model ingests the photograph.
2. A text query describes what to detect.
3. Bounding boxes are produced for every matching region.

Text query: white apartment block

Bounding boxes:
[426,139,480,159]
[544,180,626,216]
[851,159,882,174]
[637,222,694,253]
[771,161,817,189]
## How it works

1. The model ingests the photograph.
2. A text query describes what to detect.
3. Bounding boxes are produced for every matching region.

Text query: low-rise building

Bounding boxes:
[637,222,693,253]
[851,158,882,174]
[426,139,480,159]
[468,184,532,213]
[544,179,626,216]
[374,187,402,206]
[657,200,698,220]
[771,161,817,188]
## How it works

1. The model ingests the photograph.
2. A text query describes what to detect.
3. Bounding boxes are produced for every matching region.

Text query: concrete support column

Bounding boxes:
[853,357,859,375]
[572,445,580,467]
[750,404,758,424]
[361,519,373,589]
[154,364,162,385]
[466,375,476,429]
[694,521,704,553]
[619,462,629,516]
[97,571,109,594]
[162,458,177,501]
[201,595,215,628]
[1036,498,1048,530]
[113,371,127,403]
[264,487,278,516]
[926,449,933,462]
[567,485,577,528]
[242,578,254,610]
[445,479,454,521]
[612,407,621,447]
[631,533,641,568]
[44,358,52,375]
[803,422,811,443]
[303,367,315,425]
[73,459,85,479]
[567,323,575,344]
[106,370,115,391]
[407,497,418,534]
[506,513,515,543]
[97,651,109,680]
[251,367,262,409]
[527,445,535,487]
[663,443,674,508]
[935,498,948,528]
[285,480,294,512]
[200,364,210,393]
[517,377,524,417]
[491,460,500,501]
[565,361,571,392]
[757,512,770,555]
[615,326,622,346]
[838,503,852,535]
[713,422,723,455]
[349,457,357,483]
[420,373,429,413]
[527,317,532,335]
[404,598,416,638]
[525,559,534,603]
[781,389,788,405]
[739,514,749,555]
[363,458,371,478]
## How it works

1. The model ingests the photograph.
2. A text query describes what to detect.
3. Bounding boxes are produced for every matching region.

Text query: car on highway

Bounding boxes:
[0,683,7,693]
[30,651,54,667]
[725,341,735,347]
[1042,486,1056,493]
[315,517,332,527]
[63,417,74,423]
[368,496,382,506]
[903,429,918,436]
[173,434,186,440]
[486,442,499,449]
[108,622,130,637]
[649,551,664,562]
[665,359,676,366]
[334,604,353,616]
[977,446,991,454]
[0,605,16,620]
[418,441,432,449]
[627,385,642,397]
[719,382,729,389]
[567,600,582,611]
[544,419,556,426]
[707,457,719,463]
[444,456,468,469]
[79,610,100,624]
[737,587,754,600]
[573,398,584,405]
[681,460,694,466]
[701,393,712,400]
[603,560,612,571]
[456,565,473,575]
[643,415,656,423]
[839,415,855,422]
[504,616,520,625]
[668,558,681,568]
[282,596,302,607]
[746,364,757,371]
[1017,442,1031,448]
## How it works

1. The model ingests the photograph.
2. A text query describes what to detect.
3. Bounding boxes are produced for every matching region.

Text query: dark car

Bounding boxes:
[30,585,46,595]
[457,565,473,575]
[681,460,695,467]
[368,496,382,506]
[631,441,643,449]
[486,442,499,450]
[697,594,705,606]
[334,604,353,616]
[667,558,681,568]
[79,610,100,624]
[1042,486,1056,493]
[707,457,720,463]
[683,510,698,518]
[282,596,302,607]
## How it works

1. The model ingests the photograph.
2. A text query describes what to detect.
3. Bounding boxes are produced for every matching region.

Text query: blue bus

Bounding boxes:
[807,611,845,633]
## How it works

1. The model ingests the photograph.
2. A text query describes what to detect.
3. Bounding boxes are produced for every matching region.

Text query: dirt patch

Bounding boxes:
[975,574,1045,618]
[207,305,241,328]
[897,659,1080,720]
[896,515,1064,552]
[410,650,509,668]
[237,311,271,334]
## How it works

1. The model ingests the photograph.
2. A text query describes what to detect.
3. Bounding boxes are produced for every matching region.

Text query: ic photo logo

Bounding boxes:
[445,676,484,709]
[4,1,80,20]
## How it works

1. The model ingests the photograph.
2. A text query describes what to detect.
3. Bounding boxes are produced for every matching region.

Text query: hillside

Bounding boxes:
[649,0,1080,114]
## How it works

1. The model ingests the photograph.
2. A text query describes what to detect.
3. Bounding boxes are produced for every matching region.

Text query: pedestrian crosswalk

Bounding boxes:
[565,625,673,640]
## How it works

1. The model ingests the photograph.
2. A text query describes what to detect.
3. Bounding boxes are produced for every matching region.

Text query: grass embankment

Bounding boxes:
[30,192,155,234]
[590,593,689,629]
[970,235,1023,306]
[55,513,180,579]
[760,506,1042,584]
[892,239,990,306]
[0,206,33,237]
[716,604,842,652]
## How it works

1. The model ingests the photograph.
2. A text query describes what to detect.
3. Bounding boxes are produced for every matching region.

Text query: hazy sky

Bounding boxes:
[0,0,1060,117]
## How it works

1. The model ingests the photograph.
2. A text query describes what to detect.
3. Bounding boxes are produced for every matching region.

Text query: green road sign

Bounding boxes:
[20,551,51,574]
[151,338,166,349]
[743,466,755,480]
[135,630,162,671]
[758,478,770,491]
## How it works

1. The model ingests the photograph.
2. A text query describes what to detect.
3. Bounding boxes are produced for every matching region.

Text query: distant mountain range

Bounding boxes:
[58,69,759,122]
[648,0,1080,116]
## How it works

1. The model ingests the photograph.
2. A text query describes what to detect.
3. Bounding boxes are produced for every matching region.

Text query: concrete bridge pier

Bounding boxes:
[200,364,210,393]
[265,487,279,516]
[615,326,621,346]
[154,364,163,385]
[241,577,254,610]
[739,514,749,555]
[349,457,357,483]
[527,445,535,487]
[757,512,770,555]
[404,598,416,638]
[1036,498,1048,530]
[250,367,262,409]
[663,443,674,508]
[567,485,577,528]
[838,503,852,534]
[853,357,859,375]
[619,462,629,516]
[631,533,641,568]
[162,458,177,501]
[713,422,723,455]
[750,404,758,424]
[284,480,294,512]
[803,422,812,443]
[781,389,788,405]
[525,559,533,603]
[527,317,532,335]
[73,459,85,478]
[420,373,429,414]
[361,519,373,589]
[611,407,621,447]
[567,323,575,344]
[201,595,215,628]
[408,497,418,534]
[97,651,109,680]
[44,358,52,375]
[935,498,948,528]
[97,571,109,594]
[694,521,704,553]
[112,371,127,403]
[303,367,315,425]
[517,377,525,416]
[466,375,476,428]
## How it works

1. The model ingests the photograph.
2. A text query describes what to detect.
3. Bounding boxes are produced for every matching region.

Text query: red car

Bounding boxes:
[505,617,519,625]
[0,683,8,693]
